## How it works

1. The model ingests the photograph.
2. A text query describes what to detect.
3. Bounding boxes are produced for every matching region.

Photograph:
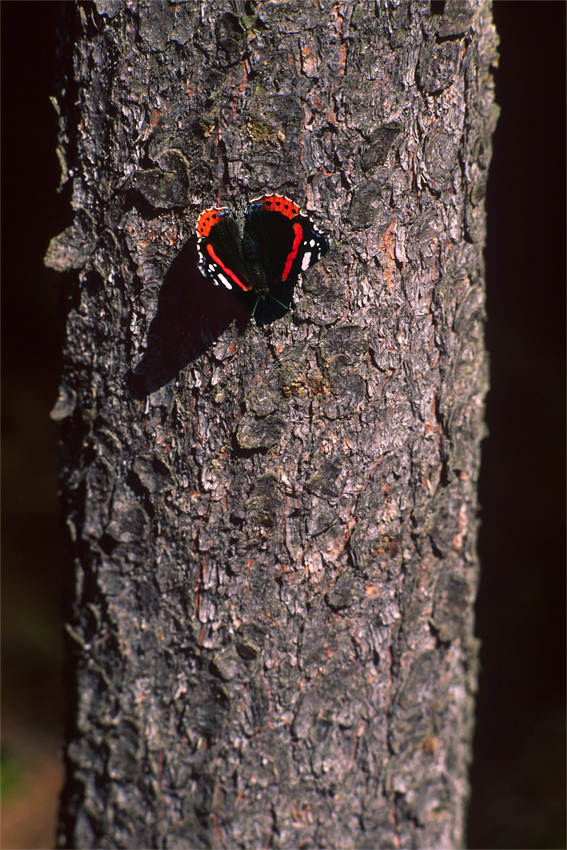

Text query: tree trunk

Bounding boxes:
[46,1,498,847]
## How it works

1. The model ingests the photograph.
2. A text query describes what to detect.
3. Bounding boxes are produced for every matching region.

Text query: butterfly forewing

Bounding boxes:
[244,206,297,287]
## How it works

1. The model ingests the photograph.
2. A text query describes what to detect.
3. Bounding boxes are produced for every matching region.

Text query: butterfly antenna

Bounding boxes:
[269,294,291,312]
[251,294,260,320]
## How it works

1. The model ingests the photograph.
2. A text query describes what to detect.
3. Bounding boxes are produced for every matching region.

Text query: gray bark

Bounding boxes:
[46,1,499,847]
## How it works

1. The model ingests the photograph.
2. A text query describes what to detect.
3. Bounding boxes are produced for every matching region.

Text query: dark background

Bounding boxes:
[1,3,565,848]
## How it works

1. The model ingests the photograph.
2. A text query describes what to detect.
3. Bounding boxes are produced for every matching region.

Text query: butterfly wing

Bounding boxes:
[244,203,297,288]
[196,209,253,292]
[246,195,329,286]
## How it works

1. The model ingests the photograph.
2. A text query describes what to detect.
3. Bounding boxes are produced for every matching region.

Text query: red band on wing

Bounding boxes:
[206,243,252,291]
[196,207,229,237]
[281,222,304,281]
[251,195,300,220]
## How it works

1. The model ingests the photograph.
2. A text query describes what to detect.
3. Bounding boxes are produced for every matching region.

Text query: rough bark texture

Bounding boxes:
[46,1,498,847]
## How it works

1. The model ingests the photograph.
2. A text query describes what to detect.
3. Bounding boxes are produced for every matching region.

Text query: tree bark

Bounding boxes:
[46,1,499,847]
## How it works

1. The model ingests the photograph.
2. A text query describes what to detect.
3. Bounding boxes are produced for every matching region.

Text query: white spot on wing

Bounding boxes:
[218,273,232,290]
[301,252,312,271]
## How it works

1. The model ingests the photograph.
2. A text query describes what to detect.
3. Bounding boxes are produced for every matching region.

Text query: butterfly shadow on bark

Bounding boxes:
[127,237,251,399]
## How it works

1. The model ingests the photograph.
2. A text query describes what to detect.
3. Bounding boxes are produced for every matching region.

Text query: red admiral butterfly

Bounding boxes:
[196,194,329,325]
